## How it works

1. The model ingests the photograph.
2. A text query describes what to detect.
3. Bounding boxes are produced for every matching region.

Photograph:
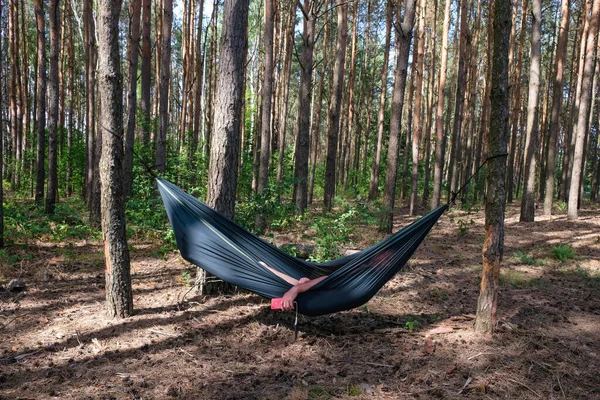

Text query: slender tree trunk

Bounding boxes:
[474,0,510,335]
[431,0,451,209]
[0,0,4,248]
[381,0,416,232]
[519,0,541,222]
[202,0,249,294]
[256,0,274,229]
[45,0,60,215]
[192,0,205,172]
[422,0,437,206]
[124,0,142,198]
[568,0,600,219]
[507,0,527,203]
[544,0,570,215]
[562,3,588,202]
[293,0,317,215]
[65,1,75,197]
[97,0,133,318]
[324,0,348,211]
[34,0,46,204]
[308,11,329,205]
[410,0,426,215]
[341,1,358,189]
[369,0,393,201]
[140,0,152,144]
[156,0,172,172]
[447,0,470,198]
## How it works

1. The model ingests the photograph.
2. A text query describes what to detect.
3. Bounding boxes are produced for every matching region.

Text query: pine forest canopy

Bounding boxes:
[0,0,598,329]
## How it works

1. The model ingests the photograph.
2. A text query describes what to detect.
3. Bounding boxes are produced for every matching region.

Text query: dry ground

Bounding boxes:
[1,203,599,400]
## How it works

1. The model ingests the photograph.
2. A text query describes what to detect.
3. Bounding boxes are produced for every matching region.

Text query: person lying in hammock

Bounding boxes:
[259,262,328,310]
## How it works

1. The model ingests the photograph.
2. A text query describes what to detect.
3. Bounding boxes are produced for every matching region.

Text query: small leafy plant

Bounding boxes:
[513,251,537,265]
[552,244,575,263]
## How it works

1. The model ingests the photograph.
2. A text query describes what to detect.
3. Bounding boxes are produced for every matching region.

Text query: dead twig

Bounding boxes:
[149,328,177,337]
[0,312,30,330]
[508,378,542,398]
[556,374,565,398]
[366,361,394,368]
[457,376,472,394]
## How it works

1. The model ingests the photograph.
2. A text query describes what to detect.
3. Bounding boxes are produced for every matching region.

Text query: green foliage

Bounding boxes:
[513,251,537,265]
[552,244,575,263]
[235,183,296,233]
[404,319,421,332]
[4,197,100,244]
[573,265,600,286]
[456,218,474,236]
[309,209,356,262]
[347,384,362,397]
[555,201,567,211]
[308,386,332,400]
[179,269,193,286]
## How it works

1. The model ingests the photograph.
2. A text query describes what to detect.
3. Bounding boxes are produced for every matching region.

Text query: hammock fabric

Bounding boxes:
[158,178,447,317]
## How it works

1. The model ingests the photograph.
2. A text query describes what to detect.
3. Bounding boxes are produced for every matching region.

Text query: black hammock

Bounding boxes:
[157,178,447,317]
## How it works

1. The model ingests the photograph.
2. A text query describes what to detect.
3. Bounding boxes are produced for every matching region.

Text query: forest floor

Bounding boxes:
[1,201,599,400]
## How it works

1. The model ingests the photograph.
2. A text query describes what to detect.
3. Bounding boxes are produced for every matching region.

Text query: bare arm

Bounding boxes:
[281,276,328,310]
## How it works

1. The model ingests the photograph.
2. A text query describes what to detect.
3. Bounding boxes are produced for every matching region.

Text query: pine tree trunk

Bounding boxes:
[192,0,205,172]
[97,0,133,318]
[410,0,426,215]
[45,0,60,215]
[293,0,316,215]
[140,0,152,145]
[0,0,4,248]
[422,0,437,206]
[519,0,542,222]
[431,0,451,209]
[381,0,416,232]
[256,0,274,229]
[543,0,570,215]
[324,0,348,211]
[34,0,46,204]
[202,0,249,295]
[156,0,172,173]
[474,0,510,335]
[562,3,588,202]
[568,0,600,219]
[447,0,470,199]
[124,0,141,198]
[308,11,329,205]
[507,0,527,203]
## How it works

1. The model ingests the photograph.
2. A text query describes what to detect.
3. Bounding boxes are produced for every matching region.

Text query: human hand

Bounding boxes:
[281,287,298,310]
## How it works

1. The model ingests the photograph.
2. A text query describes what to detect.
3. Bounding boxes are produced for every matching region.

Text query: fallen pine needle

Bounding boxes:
[508,378,541,398]
[457,376,472,394]
[366,362,394,368]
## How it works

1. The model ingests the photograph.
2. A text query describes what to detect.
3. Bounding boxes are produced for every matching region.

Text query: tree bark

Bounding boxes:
[474,0,510,335]
[568,0,600,219]
[507,0,527,203]
[45,0,60,215]
[97,0,133,318]
[156,0,172,173]
[369,0,393,202]
[381,0,416,232]
[431,0,451,209]
[124,0,142,198]
[324,0,348,211]
[0,0,4,248]
[293,0,317,215]
[308,11,329,205]
[447,0,470,198]
[203,0,249,294]
[34,0,46,204]
[544,0,570,216]
[410,0,426,215]
[256,0,274,229]
[519,0,542,222]
[140,0,152,145]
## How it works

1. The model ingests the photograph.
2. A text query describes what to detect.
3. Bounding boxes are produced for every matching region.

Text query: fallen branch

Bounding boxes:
[365,361,394,368]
